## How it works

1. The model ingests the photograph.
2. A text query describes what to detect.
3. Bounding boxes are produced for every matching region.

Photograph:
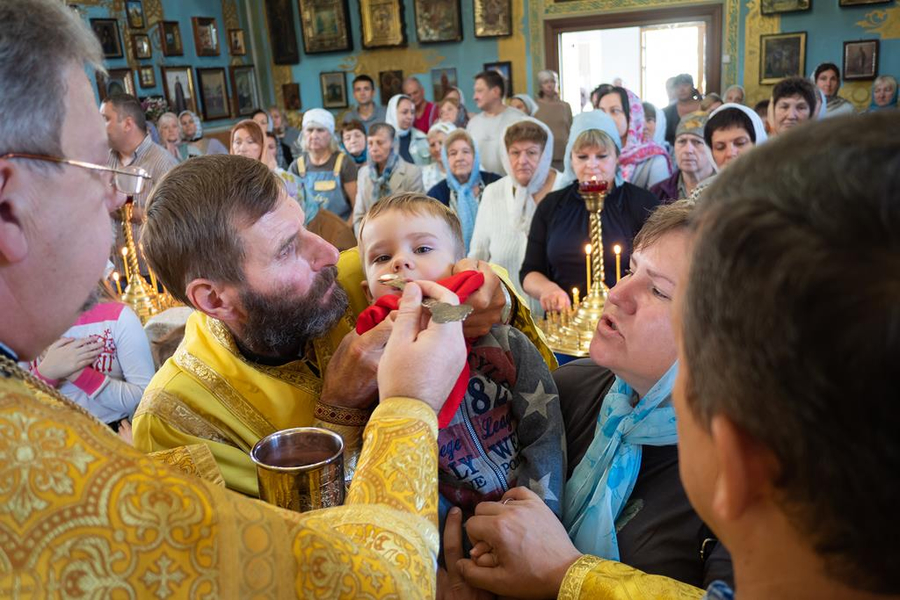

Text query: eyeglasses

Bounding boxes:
[0,153,152,196]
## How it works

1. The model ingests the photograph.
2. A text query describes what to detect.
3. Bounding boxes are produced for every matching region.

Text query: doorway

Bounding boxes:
[545,4,722,114]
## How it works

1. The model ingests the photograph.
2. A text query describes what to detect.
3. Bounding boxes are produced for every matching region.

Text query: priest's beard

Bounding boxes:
[237,266,348,360]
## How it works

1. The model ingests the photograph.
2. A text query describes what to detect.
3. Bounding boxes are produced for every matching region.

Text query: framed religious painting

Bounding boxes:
[414,0,462,43]
[298,0,353,54]
[379,69,404,104]
[320,71,348,108]
[192,17,221,56]
[359,0,407,49]
[138,65,156,89]
[484,61,512,96]
[161,66,197,115]
[283,83,302,110]
[843,40,879,80]
[197,67,230,121]
[760,0,810,15]
[264,0,300,64]
[759,32,806,84]
[131,33,152,59]
[161,21,184,56]
[432,68,458,101]
[126,0,145,28]
[96,68,135,101]
[90,19,123,58]
[474,0,511,38]
[230,65,260,117]
[228,29,247,56]
[840,0,891,5]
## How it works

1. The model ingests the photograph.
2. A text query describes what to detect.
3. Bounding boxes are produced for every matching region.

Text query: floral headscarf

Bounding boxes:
[617,88,672,183]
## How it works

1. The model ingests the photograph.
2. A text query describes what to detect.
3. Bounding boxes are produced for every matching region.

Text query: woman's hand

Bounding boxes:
[457,487,582,599]
[117,419,133,445]
[539,285,571,312]
[36,337,103,381]
[437,507,497,600]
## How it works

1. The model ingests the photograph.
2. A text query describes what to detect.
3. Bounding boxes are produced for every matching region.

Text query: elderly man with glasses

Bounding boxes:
[0,1,470,596]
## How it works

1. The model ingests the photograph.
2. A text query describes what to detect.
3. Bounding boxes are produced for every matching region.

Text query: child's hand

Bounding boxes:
[36,337,103,381]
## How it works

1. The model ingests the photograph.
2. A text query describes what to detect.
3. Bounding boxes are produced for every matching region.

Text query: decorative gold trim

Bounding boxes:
[174,349,276,440]
[558,555,605,600]
[147,443,227,486]
[314,401,373,427]
[136,388,243,448]
[206,317,323,395]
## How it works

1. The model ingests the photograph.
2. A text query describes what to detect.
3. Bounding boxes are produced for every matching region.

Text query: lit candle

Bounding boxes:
[112,271,122,295]
[584,244,592,292]
[149,268,158,293]
[572,287,580,307]
[614,244,622,282]
[120,247,130,282]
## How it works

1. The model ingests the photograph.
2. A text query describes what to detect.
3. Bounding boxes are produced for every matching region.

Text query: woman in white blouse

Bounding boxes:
[469,118,564,307]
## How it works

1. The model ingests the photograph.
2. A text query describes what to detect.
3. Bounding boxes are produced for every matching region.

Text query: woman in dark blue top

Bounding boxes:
[521,111,661,311]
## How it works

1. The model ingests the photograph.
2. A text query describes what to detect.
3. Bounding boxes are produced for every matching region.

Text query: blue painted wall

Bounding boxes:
[736,0,898,98]
[79,0,253,129]
[245,0,506,112]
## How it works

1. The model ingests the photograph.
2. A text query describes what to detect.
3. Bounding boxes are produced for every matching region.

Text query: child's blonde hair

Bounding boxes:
[358,192,466,263]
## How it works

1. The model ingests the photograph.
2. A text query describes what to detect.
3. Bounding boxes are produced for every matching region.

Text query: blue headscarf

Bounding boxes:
[563,362,679,559]
[868,77,898,112]
[441,131,483,252]
[562,110,624,188]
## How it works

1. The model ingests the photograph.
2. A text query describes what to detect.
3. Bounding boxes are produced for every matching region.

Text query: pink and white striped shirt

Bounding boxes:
[31,302,155,424]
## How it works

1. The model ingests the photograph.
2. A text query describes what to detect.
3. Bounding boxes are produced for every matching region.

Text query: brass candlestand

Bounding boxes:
[120,198,159,323]
[538,179,610,357]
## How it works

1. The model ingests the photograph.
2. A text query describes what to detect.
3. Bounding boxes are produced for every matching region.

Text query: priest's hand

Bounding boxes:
[457,487,582,599]
[378,281,466,413]
[320,318,394,409]
[451,259,509,338]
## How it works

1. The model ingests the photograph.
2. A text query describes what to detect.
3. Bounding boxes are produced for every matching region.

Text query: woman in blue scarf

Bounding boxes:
[425,129,501,252]
[867,75,898,112]
[442,200,734,599]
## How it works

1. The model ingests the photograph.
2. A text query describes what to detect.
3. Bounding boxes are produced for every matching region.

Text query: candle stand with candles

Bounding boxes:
[118,199,181,323]
[537,177,610,357]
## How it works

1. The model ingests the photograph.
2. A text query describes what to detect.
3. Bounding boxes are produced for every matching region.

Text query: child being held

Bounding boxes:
[356,192,565,525]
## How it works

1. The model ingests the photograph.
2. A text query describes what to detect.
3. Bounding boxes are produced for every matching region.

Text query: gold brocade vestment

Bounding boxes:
[0,374,441,598]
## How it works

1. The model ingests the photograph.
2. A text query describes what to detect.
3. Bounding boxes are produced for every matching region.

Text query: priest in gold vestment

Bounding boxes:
[132,155,555,496]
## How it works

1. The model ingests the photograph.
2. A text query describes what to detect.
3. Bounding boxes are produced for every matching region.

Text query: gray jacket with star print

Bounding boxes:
[437,324,565,518]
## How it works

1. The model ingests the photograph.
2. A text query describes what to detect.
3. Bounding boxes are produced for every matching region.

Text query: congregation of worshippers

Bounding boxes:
[4,0,899,598]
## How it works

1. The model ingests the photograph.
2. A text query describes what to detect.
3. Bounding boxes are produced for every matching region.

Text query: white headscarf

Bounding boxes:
[386,94,413,136]
[512,94,539,116]
[302,108,335,135]
[178,110,203,141]
[499,117,556,234]
[427,121,458,137]
[709,102,768,146]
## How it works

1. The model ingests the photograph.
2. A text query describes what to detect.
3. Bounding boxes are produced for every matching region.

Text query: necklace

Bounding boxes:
[0,354,120,437]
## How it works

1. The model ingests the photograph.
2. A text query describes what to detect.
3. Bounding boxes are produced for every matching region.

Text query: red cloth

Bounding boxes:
[356,270,485,428]
[413,102,438,134]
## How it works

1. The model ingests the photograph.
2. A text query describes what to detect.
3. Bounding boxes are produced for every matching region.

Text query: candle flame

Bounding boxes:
[613,244,621,255]
[121,247,128,257]
[585,244,592,255]
[572,287,578,295]
[112,271,120,281]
